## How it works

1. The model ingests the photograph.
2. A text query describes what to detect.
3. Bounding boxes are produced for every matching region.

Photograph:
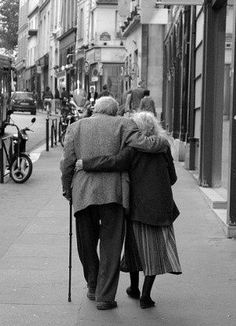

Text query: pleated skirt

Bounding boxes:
[121,220,182,276]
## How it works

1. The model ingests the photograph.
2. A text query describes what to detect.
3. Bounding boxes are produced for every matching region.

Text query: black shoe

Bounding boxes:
[126,287,140,299]
[140,296,155,309]
[87,288,96,301]
[96,301,117,310]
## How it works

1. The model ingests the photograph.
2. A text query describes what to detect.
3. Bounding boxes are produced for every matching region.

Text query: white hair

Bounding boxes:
[132,111,171,143]
[93,96,118,116]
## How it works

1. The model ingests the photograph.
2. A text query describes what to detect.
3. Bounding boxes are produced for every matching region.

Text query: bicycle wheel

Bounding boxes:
[10,154,33,183]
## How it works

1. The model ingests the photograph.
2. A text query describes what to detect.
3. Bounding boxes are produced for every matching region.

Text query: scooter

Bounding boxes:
[59,98,81,147]
[4,113,36,183]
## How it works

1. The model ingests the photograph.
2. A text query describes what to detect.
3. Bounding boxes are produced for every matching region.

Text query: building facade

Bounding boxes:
[120,0,168,114]
[16,0,29,91]
[162,0,236,237]
[76,0,126,102]
[55,0,77,96]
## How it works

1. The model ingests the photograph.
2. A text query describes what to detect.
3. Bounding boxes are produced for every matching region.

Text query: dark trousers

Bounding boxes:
[75,203,125,302]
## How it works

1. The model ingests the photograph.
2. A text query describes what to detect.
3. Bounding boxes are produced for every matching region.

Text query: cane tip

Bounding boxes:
[68,297,71,302]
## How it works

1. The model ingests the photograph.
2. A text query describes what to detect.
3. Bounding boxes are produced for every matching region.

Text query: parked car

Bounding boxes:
[11,91,37,115]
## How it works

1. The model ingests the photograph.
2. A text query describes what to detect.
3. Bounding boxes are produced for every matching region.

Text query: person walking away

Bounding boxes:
[60,97,168,310]
[76,112,182,309]
[128,80,145,113]
[98,84,113,98]
[87,86,98,108]
[42,86,53,114]
[139,89,157,117]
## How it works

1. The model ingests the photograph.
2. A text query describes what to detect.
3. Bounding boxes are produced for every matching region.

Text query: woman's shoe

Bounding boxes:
[126,287,140,299]
[87,288,96,301]
[140,296,155,309]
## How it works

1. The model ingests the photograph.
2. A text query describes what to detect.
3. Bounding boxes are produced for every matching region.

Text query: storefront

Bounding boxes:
[85,47,125,103]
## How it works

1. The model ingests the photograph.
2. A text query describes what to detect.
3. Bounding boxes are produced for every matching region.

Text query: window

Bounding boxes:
[79,8,84,40]
[91,11,94,41]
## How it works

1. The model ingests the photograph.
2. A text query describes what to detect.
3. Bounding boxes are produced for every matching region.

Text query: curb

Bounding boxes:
[30,143,46,163]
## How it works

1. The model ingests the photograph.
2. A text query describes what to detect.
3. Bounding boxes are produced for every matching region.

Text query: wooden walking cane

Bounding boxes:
[68,199,73,302]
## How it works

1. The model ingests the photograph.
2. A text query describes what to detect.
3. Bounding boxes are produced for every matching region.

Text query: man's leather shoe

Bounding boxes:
[87,288,96,301]
[96,301,117,310]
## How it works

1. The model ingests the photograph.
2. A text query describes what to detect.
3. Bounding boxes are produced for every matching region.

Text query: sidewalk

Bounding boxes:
[0,145,236,326]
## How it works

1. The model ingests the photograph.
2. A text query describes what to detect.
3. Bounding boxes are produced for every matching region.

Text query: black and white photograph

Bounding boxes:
[0,0,236,325]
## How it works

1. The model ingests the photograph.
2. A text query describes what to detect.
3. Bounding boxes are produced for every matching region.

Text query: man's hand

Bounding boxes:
[63,190,72,201]
[75,159,83,172]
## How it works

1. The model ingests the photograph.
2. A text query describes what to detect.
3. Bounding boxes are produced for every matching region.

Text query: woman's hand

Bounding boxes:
[75,159,83,172]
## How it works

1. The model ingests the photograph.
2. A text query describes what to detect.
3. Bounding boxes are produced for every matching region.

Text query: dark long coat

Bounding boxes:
[83,147,179,226]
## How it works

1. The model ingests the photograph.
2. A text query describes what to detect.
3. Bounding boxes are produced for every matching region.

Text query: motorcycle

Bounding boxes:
[59,98,81,147]
[4,112,36,183]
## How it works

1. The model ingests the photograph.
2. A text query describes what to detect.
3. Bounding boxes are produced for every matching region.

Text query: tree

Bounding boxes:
[0,0,19,51]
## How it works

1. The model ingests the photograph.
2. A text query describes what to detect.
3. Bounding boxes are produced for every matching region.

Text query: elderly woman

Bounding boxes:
[60,97,168,310]
[76,112,182,309]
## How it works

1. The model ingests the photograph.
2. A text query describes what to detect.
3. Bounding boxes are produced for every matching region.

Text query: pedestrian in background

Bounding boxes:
[60,97,168,311]
[98,84,113,98]
[139,89,157,117]
[42,86,53,113]
[76,112,182,309]
[128,80,145,113]
[87,86,98,108]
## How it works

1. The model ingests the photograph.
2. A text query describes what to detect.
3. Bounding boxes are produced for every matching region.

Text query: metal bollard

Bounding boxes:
[51,121,54,148]
[0,138,3,183]
[46,116,49,151]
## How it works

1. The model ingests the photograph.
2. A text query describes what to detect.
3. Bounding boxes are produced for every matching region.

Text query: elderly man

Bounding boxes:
[60,96,167,310]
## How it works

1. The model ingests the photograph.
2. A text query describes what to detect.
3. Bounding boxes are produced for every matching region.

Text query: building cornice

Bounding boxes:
[28,5,39,18]
[96,0,118,5]
[57,27,77,41]
[39,0,50,12]
[122,15,141,37]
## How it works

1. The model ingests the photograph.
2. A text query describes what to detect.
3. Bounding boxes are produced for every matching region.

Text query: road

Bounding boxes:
[4,110,58,153]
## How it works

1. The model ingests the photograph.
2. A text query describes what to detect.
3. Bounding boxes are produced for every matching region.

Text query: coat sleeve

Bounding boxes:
[164,147,177,185]
[123,118,168,153]
[59,125,77,193]
[83,147,135,172]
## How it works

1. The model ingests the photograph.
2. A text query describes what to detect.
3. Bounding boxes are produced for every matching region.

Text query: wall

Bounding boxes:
[38,3,51,59]
[28,0,39,14]
[147,24,164,113]
[93,7,120,46]
[124,24,142,89]
[194,6,204,170]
